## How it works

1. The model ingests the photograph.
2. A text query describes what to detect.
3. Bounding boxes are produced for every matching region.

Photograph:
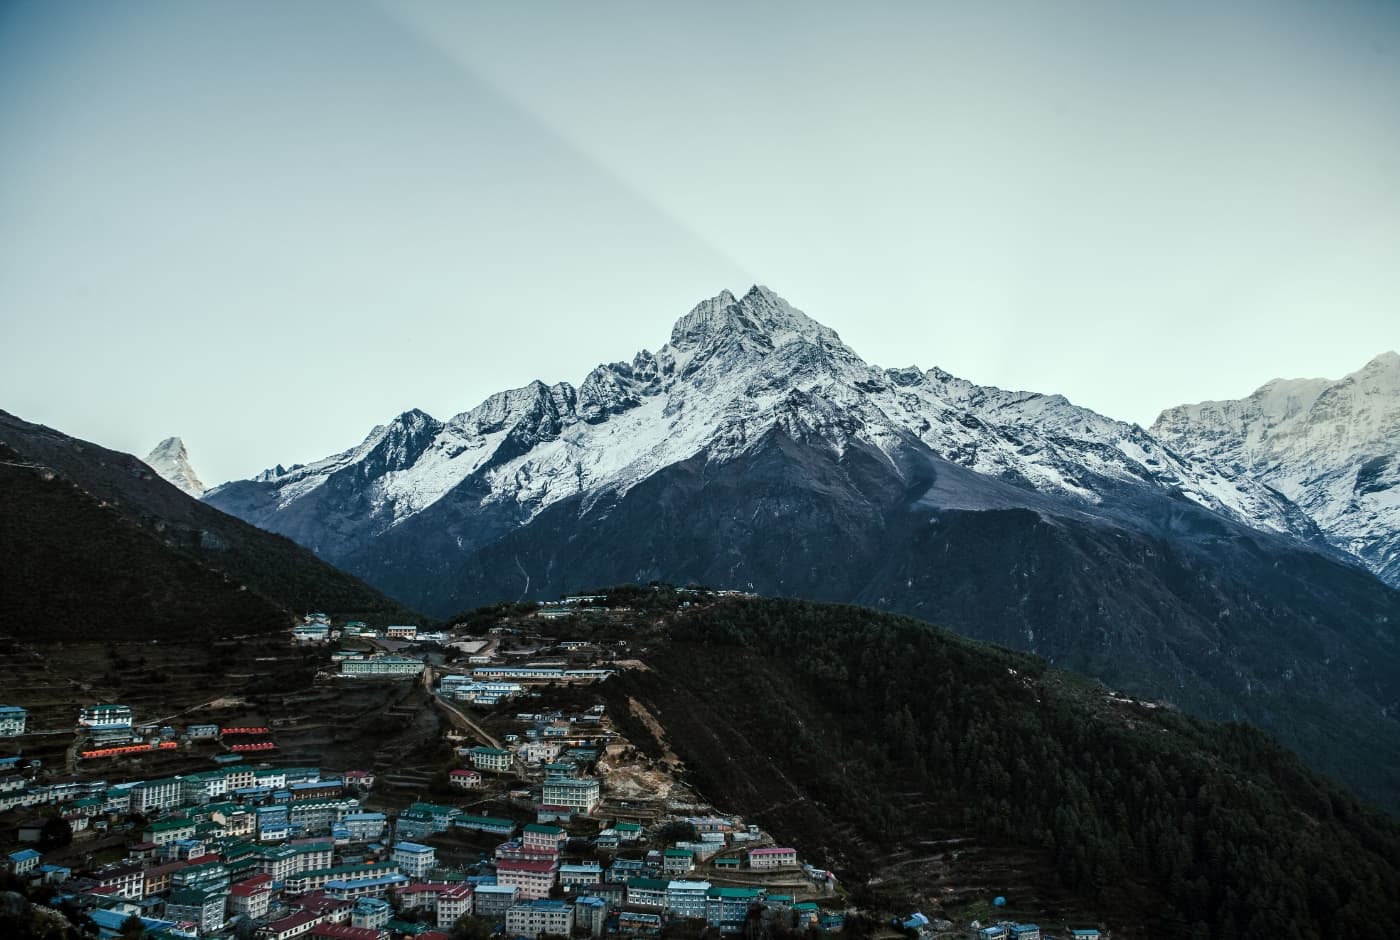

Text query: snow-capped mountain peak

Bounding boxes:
[669,284,845,353]
[144,436,206,497]
[1152,351,1400,585]
[205,286,1343,576]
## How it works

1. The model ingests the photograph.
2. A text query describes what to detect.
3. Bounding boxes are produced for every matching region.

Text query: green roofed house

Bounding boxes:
[626,877,669,909]
[165,886,226,935]
[619,911,663,936]
[523,823,568,853]
[285,862,399,895]
[385,919,432,936]
[543,762,578,780]
[541,777,600,814]
[662,848,695,876]
[455,814,516,836]
[396,802,462,839]
[707,887,764,933]
[468,746,512,773]
[794,901,821,927]
[713,855,741,869]
[69,796,103,817]
[667,880,711,919]
[144,818,197,845]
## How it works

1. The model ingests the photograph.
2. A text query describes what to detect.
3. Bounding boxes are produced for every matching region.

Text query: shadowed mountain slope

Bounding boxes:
[0,410,420,640]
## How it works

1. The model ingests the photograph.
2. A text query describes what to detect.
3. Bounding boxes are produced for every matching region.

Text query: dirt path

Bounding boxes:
[431,691,504,750]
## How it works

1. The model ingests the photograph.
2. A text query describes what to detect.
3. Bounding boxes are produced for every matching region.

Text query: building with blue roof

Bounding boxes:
[574,896,608,937]
[352,896,394,929]
[473,883,521,919]
[5,848,42,875]
[340,811,387,842]
[325,872,409,901]
[392,841,436,878]
[37,863,72,884]
[87,908,175,939]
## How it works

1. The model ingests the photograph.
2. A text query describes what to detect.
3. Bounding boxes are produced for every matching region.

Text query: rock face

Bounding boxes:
[203,287,1400,810]
[1153,351,1400,588]
[144,436,206,497]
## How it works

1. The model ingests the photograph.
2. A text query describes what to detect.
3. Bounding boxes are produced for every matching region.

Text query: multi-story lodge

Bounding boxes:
[496,857,558,899]
[79,704,133,729]
[541,778,601,814]
[506,899,575,939]
[339,655,425,677]
[748,847,799,869]
[0,706,27,737]
[467,747,512,773]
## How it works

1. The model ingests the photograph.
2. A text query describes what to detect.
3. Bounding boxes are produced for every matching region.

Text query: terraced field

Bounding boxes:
[0,634,444,782]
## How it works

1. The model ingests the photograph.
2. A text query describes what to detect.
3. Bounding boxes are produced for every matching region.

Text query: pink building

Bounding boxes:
[496,857,558,899]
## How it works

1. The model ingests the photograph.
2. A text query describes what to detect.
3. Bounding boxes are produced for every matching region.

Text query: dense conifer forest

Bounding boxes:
[608,598,1400,939]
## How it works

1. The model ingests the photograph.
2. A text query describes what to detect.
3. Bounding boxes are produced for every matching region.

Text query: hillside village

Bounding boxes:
[0,589,1103,940]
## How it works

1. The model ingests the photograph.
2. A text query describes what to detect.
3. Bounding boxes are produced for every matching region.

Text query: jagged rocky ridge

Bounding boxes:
[206,286,1326,567]
[1153,351,1400,588]
[144,436,206,497]
[204,287,1400,810]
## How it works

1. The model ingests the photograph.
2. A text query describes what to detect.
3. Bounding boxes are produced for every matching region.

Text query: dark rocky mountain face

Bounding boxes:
[201,287,1400,809]
[0,410,421,638]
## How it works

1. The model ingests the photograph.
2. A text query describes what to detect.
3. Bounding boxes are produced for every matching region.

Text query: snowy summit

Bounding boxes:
[145,436,206,497]
[205,286,1342,576]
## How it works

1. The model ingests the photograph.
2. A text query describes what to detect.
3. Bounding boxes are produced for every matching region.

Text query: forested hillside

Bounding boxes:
[606,598,1400,939]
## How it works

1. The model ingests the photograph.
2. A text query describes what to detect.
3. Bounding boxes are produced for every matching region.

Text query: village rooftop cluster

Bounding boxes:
[1,589,1102,940]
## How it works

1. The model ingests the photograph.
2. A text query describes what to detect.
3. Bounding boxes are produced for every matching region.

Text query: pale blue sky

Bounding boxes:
[2,0,1396,484]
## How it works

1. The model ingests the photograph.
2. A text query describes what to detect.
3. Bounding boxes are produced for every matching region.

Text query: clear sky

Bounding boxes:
[1,0,1396,485]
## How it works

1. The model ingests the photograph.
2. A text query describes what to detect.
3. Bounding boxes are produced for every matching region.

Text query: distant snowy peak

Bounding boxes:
[1152,351,1400,586]
[144,437,206,497]
[1153,351,1400,465]
[1154,352,1400,463]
